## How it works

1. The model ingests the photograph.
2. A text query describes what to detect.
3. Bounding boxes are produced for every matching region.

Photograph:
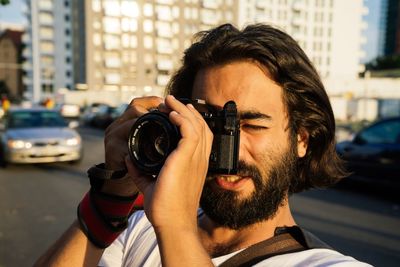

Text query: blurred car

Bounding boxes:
[0,107,83,167]
[336,117,400,189]
[91,104,116,129]
[80,103,108,126]
[55,103,81,119]
[335,125,354,143]
[111,103,129,121]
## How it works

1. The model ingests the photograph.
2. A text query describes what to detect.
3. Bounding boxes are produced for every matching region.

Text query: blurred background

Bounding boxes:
[0,0,399,266]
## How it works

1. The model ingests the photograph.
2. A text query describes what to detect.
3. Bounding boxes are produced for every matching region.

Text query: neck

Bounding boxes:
[198,198,296,257]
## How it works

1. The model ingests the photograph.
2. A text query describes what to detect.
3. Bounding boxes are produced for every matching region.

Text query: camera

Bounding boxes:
[128,99,240,175]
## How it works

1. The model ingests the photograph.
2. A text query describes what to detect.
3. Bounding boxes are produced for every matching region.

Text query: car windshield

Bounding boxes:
[7,111,68,128]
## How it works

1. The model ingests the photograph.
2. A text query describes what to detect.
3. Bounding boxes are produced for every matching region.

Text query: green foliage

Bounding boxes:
[366,54,400,70]
[0,0,10,6]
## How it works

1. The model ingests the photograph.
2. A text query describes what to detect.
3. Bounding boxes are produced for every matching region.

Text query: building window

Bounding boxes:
[144,36,153,49]
[65,29,70,35]
[40,27,54,39]
[39,12,54,24]
[92,0,101,12]
[66,71,71,77]
[143,20,153,33]
[105,73,121,84]
[143,3,153,17]
[40,41,54,52]
[103,17,121,33]
[104,54,121,68]
[66,57,71,63]
[65,14,70,21]
[104,34,121,50]
[104,1,121,16]
[121,1,139,17]
[121,18,137,32]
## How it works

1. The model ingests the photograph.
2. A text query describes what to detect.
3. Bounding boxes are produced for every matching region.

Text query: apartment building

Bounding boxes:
[0,28,24,100]
[71,0,238,99]
[238,0,367,81]
[23,0,367,104]
[23,0,73,103]
[380,0,400,56]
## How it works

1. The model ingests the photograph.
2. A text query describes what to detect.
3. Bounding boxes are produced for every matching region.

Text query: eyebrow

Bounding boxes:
[238,110,272,121]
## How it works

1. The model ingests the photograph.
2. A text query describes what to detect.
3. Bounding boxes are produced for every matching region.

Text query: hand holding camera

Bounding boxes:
[126,95,217,229]
[101,96,164,197]
[128,97,240,176]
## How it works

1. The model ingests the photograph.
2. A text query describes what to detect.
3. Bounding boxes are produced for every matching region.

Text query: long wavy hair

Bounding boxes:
[166,23,347,193]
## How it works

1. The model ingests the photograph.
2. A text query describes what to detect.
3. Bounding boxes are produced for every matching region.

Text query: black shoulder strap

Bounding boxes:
[219,226,331,267]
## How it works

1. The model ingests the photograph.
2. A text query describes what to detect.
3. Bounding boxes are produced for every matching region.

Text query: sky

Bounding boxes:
[0,0,383,63]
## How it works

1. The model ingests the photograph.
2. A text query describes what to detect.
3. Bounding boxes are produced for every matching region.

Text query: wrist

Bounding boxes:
[77,189,139,248]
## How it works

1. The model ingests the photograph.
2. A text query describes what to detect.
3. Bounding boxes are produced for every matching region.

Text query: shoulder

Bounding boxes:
[254,248,373,267]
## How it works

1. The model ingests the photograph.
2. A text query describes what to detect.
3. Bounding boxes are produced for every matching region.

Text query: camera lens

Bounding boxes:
[128,112,180,174]
[140,125,167,162]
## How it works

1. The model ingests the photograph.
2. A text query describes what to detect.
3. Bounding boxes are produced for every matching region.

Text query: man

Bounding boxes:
[35,24,371,266]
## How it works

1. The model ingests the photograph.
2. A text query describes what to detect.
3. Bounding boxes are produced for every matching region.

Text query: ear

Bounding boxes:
[297,128,309,158]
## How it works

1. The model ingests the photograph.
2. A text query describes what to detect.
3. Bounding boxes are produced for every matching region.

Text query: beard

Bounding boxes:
[200,139,298,230]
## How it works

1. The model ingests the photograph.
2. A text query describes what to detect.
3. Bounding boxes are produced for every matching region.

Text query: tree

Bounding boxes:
[0,0,10,6]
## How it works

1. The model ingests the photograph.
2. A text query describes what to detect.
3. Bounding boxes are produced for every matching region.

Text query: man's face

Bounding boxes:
[192,61,307,229]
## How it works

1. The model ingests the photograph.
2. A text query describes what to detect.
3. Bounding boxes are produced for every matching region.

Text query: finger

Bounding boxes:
[157,102,172,114]
[118,96,164,122]
[165,95,198,120]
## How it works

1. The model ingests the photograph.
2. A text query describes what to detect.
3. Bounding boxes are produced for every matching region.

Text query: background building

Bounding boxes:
[22,0,382,121]
[238,0,367,81]
[380,0,400,56]
[0,28,24,101]
[22,0,74,103]
[69,0,238,105]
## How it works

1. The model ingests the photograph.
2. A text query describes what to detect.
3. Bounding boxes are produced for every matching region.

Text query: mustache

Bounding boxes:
[236,160,261,178]
[207,160,263,185]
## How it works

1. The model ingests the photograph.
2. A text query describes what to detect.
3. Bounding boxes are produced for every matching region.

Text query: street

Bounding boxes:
[1,127,399,266]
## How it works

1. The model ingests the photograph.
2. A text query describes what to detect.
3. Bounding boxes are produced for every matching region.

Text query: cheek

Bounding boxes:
[240,132,285,164]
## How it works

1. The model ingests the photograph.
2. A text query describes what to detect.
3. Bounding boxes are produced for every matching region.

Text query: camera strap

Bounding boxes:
[219,226,332,267]
[87,163,127,191]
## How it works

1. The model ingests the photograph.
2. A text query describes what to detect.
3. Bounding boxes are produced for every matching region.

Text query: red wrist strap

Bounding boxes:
[91,191,138,220]
[77,190,139,248]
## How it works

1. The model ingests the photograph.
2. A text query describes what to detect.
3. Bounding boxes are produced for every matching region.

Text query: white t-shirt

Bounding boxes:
[99,211,372,267]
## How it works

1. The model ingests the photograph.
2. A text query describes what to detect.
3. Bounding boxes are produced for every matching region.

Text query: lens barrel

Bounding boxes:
[128,111,180,174]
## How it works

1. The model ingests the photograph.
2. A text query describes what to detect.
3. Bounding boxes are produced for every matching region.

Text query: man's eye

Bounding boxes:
[241,124,268,130]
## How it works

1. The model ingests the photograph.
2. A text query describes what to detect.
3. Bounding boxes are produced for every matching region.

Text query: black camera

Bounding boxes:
[128,99,240,175]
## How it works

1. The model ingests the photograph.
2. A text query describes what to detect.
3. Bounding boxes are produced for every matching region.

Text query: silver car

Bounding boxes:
[0,107,83,167]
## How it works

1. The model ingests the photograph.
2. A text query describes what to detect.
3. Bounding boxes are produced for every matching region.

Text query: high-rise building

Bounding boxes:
[0,28,24,100]
[71,0,238,97]
[22,0,74,103]
[380,0,400,56]
[23,0,367,102]
[238,0,368,80]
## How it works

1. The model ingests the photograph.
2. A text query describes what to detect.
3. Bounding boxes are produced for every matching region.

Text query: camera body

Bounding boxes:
[128,99,240,175]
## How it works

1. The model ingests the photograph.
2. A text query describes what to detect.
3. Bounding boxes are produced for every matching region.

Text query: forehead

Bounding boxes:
[192,61,286,117]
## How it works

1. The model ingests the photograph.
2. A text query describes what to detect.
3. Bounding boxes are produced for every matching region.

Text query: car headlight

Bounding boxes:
[66,137,81,146]
[7,140,32,149]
